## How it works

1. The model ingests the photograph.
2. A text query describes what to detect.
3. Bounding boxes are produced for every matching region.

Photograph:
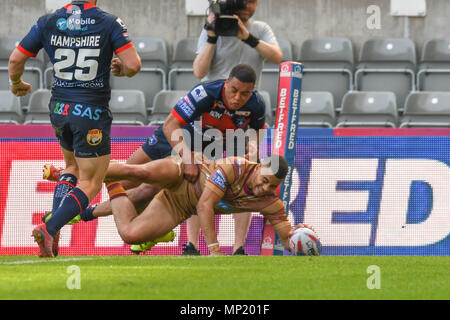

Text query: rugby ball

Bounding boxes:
[289,227,322,256]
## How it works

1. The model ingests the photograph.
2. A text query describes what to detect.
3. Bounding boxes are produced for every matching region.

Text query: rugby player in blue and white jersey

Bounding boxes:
[8,0,141,257]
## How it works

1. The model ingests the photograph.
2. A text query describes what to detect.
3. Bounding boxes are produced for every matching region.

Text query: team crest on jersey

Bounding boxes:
[192,85,208,103]
[233,117,248,128]
[116,18,127,29]
[86,129,103,146]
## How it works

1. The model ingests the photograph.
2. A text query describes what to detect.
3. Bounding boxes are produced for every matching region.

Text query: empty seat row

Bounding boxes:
[300,91,450,128]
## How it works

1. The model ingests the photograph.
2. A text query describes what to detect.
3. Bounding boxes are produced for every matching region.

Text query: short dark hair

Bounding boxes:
[261,154,289,180]
[228,64,257,84]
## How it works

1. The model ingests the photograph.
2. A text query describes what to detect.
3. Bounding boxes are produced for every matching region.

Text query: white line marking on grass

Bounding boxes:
[0,257,96,265]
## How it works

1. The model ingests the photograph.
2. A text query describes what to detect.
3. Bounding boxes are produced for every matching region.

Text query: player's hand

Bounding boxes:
[111,58,124,76]
[184,163,200,183]
[10,80,31,97]
[209,244,226,256]
[288,223,316,238]
[234,15,250,41]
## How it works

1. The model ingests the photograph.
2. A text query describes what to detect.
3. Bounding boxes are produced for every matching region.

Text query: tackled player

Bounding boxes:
[103,154,313,255]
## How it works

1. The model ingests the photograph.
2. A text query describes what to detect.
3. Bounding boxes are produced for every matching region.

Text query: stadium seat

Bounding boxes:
[298,91,335,128]
[110,90,147,126]
[0,90,23,124]
[148,90,185,126]
[400,92,450,127]
[24,89,52,124]
[355,37,416,111]
[260,38,293,108]
[258,90,273,127]
[417,38,450,91]
[0,36,45,109]
[336,91,398,128]
[298,37,354,110]
[110,37,168,111]
[168,37,199,91]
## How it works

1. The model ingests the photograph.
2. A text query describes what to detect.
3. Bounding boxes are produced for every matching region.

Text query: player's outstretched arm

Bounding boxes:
[196,188,226,256]
[163,113,199,183]
[8,48,32,96]
[112,46,141,77]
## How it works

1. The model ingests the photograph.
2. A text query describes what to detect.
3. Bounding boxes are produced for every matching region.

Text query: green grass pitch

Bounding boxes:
[0,255,448,300]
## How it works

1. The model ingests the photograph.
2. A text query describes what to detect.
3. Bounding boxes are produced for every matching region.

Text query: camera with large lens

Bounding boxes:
[206,0,248,37]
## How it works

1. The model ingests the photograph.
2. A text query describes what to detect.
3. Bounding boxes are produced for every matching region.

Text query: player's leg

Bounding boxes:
[45,154,110,237]
[33,147,79,257]
[105,157,183,189]
[232,212,252,255]
[80,127,170,221]
[107,185,179,245]
[81,146,156,221]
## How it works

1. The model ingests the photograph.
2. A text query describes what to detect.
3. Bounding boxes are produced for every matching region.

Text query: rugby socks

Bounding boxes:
[80,204,98,222]
[45,188,89,237]
[106,182,127,200]
[52,174,78,212]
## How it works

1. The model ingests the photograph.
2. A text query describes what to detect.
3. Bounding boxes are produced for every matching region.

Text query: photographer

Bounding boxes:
[186,0,283,256]
[194,0,282,87]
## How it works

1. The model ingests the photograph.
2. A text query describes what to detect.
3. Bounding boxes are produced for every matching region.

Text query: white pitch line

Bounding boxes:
[0,257,96,265]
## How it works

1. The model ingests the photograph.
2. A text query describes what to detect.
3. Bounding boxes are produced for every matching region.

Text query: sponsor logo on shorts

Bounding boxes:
[210,169,226,191]
[86,129,103,146]
[72,104,102,120]
[148,134,158,146]
[192,85,208,103]
[53,102,70,116]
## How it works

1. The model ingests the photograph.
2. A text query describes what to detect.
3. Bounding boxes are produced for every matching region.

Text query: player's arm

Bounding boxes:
[8,48,32,97]
[267,210,317,253]
[111,46,141,77]
[162,113,199,183]
[196,187,226,256]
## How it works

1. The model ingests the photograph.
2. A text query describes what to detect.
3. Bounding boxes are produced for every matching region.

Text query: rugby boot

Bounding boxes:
[42,163,63,181]
[32,223,55,258]
[130,230,176,255]
[233,246,248,255]
[181,241,200,255]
